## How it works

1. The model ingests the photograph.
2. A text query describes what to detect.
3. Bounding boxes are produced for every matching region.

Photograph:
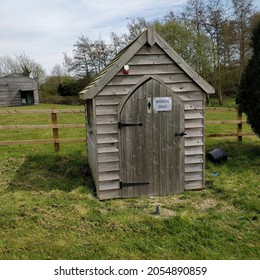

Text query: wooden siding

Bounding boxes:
[87,43,206,199]
[119,78,185,198]
[0,74,39,107]
[79,28,214,100]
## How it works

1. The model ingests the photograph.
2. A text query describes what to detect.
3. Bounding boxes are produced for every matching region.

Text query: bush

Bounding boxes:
[39,95,85,105]
[236,21,260,137]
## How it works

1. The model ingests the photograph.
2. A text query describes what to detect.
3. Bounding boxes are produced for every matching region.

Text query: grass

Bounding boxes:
[0,104,85,141]
[208,96,236,108]
[206,97,252,135]
[0,103,259,260]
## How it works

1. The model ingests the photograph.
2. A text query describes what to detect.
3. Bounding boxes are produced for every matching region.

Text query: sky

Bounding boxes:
[1,0,260,75]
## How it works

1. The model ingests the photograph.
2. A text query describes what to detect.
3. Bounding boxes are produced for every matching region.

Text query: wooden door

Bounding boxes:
[119,77,185,198]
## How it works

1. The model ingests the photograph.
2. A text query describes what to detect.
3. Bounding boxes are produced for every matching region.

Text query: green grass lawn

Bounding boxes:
[0,104,259,260]
[208,96,236,108]
[206,97,252,135]
[0,104,85,141]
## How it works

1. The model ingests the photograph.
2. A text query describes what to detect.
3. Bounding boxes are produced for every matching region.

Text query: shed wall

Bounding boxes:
[0,75,39,106]
[90,43,205,200]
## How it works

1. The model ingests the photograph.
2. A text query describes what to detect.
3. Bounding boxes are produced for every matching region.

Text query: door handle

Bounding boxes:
[175,131,187,137]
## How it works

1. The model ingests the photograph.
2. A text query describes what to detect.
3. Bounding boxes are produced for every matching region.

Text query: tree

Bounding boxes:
[154,18,212,79]
[232,0,254,72]
[110,17,150,55]
[202,0,227,104]
[183,0,206,75]
[0,53,45,83]
[236,20,260,137]
[0,56,17,76]
[124,17,150,43]
[70,35,112,78]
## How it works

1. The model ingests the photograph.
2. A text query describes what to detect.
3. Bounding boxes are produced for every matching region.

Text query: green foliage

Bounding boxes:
[236,21,260,137]
[41,75,90,100]
[154,20,213,80]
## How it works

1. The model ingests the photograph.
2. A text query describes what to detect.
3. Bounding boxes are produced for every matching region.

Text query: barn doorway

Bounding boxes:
[21,90,34,105]
[118,76,185,198]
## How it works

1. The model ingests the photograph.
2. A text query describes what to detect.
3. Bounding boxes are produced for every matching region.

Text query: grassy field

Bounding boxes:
[0,104,259,260]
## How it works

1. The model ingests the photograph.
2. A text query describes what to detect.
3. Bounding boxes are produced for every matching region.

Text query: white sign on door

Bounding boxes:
[153,97,172,111]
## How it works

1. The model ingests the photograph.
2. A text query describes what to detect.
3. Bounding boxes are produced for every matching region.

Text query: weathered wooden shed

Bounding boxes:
[80,27,214,200]
[0,74,39,107]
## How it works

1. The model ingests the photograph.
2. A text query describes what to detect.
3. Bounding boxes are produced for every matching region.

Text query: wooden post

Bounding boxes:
[51,109,60,152]
[237,110,243,142]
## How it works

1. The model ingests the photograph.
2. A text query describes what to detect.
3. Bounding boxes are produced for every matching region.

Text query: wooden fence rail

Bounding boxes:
[0,109,84,114]
[205,108,254,141]
[0,109,86,151]
[0,107,255,151]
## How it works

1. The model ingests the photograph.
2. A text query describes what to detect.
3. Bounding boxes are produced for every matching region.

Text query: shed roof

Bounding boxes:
[79,27,215,100]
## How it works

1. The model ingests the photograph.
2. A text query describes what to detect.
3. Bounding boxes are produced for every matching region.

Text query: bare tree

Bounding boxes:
[125,17,150,43]
[231,0,254,72]
[70,35,112,78]
[202,0,226,104]
[0,53,45,83]
[0,56,17,76]
[182,0,213,77]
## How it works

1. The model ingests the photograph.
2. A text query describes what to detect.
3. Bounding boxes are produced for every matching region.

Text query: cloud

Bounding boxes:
[0,0,186,74]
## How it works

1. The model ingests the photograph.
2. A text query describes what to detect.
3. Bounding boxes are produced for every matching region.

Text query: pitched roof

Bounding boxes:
[0,73,34,80]
[79,27,215,100]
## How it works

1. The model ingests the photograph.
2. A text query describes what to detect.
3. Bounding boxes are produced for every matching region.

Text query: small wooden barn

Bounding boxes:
[80,27,214,200]
[0,74,39,107]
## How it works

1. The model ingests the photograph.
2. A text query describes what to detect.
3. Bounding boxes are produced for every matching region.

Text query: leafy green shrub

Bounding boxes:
[39,95,84,105]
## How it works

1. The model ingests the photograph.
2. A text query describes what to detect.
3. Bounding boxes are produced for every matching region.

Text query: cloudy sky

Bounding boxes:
[1,0,260,74]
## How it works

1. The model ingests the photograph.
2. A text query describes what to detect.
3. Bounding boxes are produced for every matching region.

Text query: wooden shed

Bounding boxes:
[80,27,214,200]
[0,74,39,107]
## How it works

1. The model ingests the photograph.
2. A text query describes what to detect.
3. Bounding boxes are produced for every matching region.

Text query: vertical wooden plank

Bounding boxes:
[152,80,160,196]
[120,97,134,197]
[178,101,185,193]
[172,92,185,194]
[166,86,174,194]
[133,86,147,196]
[132,87,141,197]
[172,95,180,193]
[159,83,167,195]
[51,110,59,152]
[144,80,154,197]
[237,110,243,142]
[147,27,156,46]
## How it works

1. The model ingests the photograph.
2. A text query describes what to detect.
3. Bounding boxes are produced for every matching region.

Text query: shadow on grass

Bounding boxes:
[8,152,95,193]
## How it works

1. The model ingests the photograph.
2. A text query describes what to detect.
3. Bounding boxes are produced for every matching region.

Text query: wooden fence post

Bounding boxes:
[237,110,243,142]
[51,109,60,152]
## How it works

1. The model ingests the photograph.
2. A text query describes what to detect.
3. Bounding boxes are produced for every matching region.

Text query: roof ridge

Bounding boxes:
[79,27,215,99]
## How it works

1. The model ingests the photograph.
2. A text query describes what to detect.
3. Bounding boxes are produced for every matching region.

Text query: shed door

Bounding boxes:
[119,78,185,198]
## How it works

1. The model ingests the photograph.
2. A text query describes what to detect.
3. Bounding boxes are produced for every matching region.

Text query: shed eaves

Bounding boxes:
[79,27,215,100]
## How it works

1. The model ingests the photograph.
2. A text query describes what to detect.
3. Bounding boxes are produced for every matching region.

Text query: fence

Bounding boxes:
[0,108,86,152]
[205,107,254,141]
[0,107,255,152]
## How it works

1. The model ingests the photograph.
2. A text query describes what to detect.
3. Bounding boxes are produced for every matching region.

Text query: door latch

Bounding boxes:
[175,131,187,137]
[147,97,152,113]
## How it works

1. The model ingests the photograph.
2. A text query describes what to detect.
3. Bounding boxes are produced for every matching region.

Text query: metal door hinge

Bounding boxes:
[120,181,150,188]
[175,131,187,137]
[118,122,143,129]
